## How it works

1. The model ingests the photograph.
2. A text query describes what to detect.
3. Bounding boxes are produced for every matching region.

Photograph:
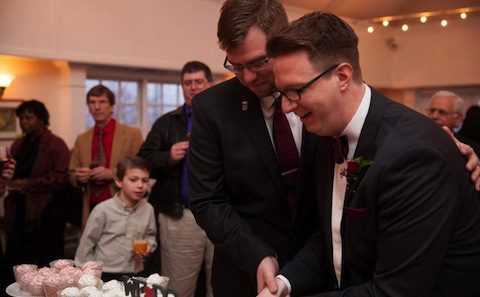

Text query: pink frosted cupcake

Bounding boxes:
[50,259,75,270]
[13,264,37,284]
[43,273,67,297]
[59,266,83,286]
[28,274,46,296]
[20,271,37,291]
[81,261,102,278]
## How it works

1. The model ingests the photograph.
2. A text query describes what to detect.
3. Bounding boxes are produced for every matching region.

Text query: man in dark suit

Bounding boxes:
[187,0,318,296]
[258,11,480,297]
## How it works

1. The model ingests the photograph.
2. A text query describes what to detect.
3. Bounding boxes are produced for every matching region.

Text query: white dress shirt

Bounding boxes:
[331,85,371,285]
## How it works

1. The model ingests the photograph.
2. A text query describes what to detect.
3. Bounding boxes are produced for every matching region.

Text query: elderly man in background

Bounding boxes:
[426,90,480,155]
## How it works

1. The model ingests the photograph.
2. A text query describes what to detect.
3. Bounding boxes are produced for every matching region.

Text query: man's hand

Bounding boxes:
[89,166,113,182]
[169,141,189,164]
[1,159,16,180]
[257,277,289,297]
[257,256,280,294]
[7,179,28,193]
[443,127,480,190]
[74,167,91,184]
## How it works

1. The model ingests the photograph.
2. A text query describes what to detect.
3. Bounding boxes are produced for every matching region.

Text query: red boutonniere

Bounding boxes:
[341,156,373,191]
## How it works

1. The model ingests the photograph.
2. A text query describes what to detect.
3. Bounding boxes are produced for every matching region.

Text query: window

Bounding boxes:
[146,82,183,126]
[85,77,183,134]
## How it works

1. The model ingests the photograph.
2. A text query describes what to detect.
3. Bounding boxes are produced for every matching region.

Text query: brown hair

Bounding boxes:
[181,61,213,82]
[86,84,115,105]
[267,12,362,82]
[217,0,288,51]
[116,156,150,180]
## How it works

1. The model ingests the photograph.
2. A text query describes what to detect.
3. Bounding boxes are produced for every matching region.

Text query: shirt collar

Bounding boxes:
[341,84,371,160]
[94,118,116,134]
[113,193,141,212]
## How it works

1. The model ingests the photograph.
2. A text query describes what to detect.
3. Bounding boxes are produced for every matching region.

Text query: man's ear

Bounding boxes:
[336,63,353,92]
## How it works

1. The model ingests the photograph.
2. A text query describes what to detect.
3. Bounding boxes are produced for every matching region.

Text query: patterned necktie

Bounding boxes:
[273,99,300,211]
[329,135,349,164]
[96,130,106,167]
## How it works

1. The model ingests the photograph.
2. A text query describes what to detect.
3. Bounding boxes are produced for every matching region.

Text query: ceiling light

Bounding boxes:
[460,12,468,19]
[441,19,448,27]
[401,24,409,31]
[382,20,389,27]
[367,26,374,33]
[420,16,428,23]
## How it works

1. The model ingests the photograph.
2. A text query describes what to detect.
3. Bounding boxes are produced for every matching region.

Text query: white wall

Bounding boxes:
[0,0,225,72]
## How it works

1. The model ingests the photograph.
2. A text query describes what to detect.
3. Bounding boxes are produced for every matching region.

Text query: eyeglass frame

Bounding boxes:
[223,55,270,74]
[182,78,209,88]
[277,64,339,102]
[425,107,460,117]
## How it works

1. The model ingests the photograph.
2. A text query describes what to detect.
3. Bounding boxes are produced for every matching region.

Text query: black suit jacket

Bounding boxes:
[282,89,480,297]
[188,78,318,296]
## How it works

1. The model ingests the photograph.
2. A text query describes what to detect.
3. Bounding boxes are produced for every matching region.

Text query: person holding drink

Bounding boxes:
[69,84,143,228]
[75,156,157,282]
[137,61,215,297]
[3,99,70,284]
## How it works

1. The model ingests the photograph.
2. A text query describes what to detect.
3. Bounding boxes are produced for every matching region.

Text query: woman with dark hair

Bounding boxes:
[3,99,70,281]
[458,105,480,145]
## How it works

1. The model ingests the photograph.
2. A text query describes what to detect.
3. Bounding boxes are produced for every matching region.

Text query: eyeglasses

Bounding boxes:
[277,64,339,102]
[425,107,459,117]
[223,56,270,74]
[182,78,208,88]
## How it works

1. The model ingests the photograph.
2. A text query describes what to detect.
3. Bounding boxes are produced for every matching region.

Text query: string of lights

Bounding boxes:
[364,6,480,33]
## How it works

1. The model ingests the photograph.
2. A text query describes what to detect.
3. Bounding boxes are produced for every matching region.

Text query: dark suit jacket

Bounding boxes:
[188,78,318,296]
[282,89,480,297]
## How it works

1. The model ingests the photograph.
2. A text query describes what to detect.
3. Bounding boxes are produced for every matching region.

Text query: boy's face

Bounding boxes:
[114,168,150,203]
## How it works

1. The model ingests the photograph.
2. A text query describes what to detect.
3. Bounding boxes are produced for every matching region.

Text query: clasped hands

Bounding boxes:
[74,166,113,185]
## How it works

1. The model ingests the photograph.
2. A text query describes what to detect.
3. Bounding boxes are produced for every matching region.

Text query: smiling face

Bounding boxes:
[115,168,150,207]
[226,26,275,98]
[273,50,349,136]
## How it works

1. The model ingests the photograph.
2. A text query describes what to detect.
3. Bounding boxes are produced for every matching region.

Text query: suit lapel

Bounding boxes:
[316,137,337,277]
[111,121,123,168]
[345,88,387,205]
[236,83,283,194]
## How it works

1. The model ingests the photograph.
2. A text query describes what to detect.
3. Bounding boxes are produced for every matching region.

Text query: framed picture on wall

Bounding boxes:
[0,100,22,140]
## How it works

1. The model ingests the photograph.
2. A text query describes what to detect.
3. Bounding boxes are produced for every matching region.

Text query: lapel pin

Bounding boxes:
[241,100,248,111]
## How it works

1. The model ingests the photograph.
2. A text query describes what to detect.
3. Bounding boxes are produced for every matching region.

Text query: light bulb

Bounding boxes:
[367,26,374,33]
[441,19,448,27]
[420,16,427,23]
[382,20,389,27]
[401,24,409,31]
[460,12,467,19]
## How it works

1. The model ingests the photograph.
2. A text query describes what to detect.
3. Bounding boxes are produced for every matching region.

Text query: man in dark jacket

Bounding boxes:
[137,61,214,297]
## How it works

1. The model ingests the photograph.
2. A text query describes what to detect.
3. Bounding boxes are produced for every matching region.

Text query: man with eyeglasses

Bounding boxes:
[426,90,480,155]
[187,0,319,296]
[257,11,480,297]
[138,61,214,297]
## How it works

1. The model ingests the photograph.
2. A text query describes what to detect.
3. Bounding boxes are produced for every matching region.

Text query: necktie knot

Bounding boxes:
[330,135,349,164]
